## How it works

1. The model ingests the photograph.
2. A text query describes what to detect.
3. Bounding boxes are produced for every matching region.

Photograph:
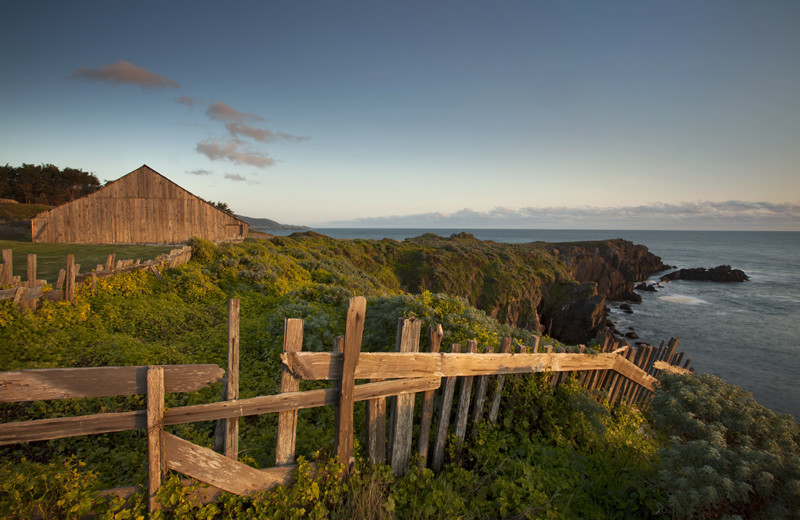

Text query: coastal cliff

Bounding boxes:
[287,232,669,345]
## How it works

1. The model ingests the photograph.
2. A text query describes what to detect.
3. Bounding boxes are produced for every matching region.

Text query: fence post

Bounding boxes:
[213,299,241,458]
[336,296,366,471]
[364,332,386,464]
[0,249,11,286]
[454,339,478,444]
[275,317,303,465]
[432,343,461,472]
[333,336,345,452]
[388,317,421,476]
[146,366,165,514]
[417,323,443,468]
[65,254,75,302]
[472,344,490,426]
[489,337,513,424]
[23,254,37,309]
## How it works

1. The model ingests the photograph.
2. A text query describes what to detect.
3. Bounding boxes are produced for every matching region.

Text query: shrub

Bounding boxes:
[651,373,800,519]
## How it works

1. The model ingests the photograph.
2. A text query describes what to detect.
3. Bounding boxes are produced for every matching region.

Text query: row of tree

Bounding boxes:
[0,163,102,206]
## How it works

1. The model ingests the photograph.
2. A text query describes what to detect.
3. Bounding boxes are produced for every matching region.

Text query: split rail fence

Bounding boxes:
[0,296,692,515]
[0,246,191,308]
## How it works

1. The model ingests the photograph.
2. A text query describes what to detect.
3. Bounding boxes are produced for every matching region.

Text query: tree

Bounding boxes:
[209,200,235,216]
[0,163,101,205]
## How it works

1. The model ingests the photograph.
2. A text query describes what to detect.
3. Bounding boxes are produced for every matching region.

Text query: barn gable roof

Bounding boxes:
[30,165,249,244]
[40,164,247,226]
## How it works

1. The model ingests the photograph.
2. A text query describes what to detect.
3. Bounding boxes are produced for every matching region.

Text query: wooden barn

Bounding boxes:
[31,165,249,244]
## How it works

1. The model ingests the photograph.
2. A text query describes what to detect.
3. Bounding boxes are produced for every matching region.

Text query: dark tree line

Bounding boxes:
[0,163,102,206]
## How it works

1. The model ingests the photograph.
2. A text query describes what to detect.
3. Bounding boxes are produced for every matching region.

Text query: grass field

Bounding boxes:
[0,239,175,282]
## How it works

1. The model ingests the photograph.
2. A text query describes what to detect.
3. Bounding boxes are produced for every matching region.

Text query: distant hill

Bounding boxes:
[235,215,309,232]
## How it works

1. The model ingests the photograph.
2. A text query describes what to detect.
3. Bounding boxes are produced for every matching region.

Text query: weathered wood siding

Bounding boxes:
[30,165,248,244]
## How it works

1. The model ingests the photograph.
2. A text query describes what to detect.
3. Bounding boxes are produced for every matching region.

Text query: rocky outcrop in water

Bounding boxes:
[660,265,749,283]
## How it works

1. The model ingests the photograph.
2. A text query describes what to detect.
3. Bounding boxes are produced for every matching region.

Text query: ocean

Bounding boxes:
[272,228,800,420]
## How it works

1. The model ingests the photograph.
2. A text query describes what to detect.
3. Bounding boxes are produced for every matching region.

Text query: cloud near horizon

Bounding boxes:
[196,139,275,168]
[329,201,800,231]
[68,60,179,89]
[186,168,212,176]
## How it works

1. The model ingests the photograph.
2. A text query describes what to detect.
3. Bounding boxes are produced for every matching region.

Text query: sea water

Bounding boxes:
[272,228,800,420]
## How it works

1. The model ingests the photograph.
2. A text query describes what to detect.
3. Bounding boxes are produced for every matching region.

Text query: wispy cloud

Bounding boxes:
[206,102,263,123]
[196,139,275,168]
[68,60,179,89]
[328,201,800,231]
[186,168,212,176]
[224,173,247,182]
[176,96,196,108]
[193,101,308,167]
[225,122,310,143]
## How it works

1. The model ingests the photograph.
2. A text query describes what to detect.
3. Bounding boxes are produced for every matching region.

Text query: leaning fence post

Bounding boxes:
[417,323,443,468]
[454,339,478,444]
[432,343,461,472]
[146,365,166,514]
[472,344,490,426]
[389,317,421,476]
[213,299,241,458]
[489,337,513,424]
[275,317,303,466]
[336,296,366,471]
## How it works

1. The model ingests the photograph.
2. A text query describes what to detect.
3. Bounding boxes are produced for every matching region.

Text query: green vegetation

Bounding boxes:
[1,236,798,518]
[0,240,174,282]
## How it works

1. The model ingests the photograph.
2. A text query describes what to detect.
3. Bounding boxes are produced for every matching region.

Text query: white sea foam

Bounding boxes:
[659,295,708,305]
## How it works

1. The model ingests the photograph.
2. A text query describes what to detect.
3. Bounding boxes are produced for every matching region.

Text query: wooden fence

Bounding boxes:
[0,246,191,308]
[0,296,692,515]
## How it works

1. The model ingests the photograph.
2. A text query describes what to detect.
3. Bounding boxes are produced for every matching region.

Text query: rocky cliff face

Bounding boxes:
[550,239,671,302]
[540,239,671,343]
[389,235,670,345]
[289,232,670,345]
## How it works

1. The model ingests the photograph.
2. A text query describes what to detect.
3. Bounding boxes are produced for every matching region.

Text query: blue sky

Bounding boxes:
[2,1,798,229]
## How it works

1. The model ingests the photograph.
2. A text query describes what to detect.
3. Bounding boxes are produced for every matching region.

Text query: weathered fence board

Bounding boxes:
[488,337,513,424]
[0,364,225,403]
[454,340,478,444]
[389,317,421,476]
[417,324,443,467]
[282,351,623,380]
[164,433,294,496]
[214,299,241,459]
[275,318,303,466]
[0,377,441,446]
[432,343,461,472]
[336,296,366,468]
[147,366,166,513]
[472,344,490,426]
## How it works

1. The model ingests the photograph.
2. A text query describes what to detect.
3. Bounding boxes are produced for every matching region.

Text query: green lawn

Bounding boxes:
[0,240,176,282]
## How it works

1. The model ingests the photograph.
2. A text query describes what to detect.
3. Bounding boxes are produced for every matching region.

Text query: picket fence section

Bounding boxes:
[0,246,191,308]
[0,296,692,514]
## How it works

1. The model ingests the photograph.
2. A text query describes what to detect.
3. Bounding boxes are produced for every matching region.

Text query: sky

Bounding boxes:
[1,1,798,230]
